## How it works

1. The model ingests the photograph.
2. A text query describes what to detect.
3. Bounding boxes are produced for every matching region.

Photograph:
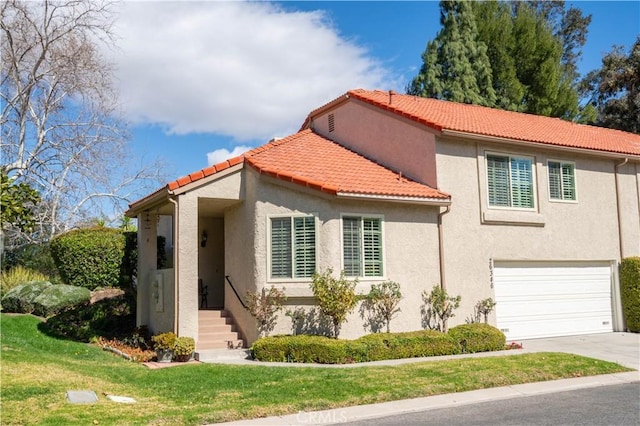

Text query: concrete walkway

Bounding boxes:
[210,332,639,425]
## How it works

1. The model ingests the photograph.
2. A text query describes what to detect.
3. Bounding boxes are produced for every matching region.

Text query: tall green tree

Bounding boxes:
[408,1,496,106]
[580,37,640,134]
[410,0,590,120]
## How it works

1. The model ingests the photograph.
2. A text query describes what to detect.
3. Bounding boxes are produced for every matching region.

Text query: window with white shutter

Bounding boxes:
[343,216,383,277]
[487,154,535,209]
[548,160,576,201]
[270,216,316,279]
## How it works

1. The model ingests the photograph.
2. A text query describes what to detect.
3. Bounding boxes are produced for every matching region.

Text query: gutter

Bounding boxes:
[168,195,179,335]
[336,192,451,207]
[437,205,451,290]
[615,158,629,260]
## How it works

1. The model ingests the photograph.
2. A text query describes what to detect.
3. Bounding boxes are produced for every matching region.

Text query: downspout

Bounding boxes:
[168,195,179,335]
[615,158,629,260]
[438,205,451,290]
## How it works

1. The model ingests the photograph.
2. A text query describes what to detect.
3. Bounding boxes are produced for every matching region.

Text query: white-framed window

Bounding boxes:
[342,216,383,277]
[548,160,576,201]
[486,153,535,209]
[269,215,316,279]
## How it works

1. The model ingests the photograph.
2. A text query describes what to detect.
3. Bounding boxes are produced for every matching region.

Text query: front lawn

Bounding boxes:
[0,314,631,425]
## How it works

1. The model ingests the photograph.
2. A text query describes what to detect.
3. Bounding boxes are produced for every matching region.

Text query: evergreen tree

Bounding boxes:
[408,1,495,106]
[409,0,590,120]
[580,37,640,134]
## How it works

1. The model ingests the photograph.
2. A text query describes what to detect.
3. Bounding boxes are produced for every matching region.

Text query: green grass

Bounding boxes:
[1,314,631,425]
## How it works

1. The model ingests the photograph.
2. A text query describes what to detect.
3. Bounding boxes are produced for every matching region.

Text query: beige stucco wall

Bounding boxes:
[311,100,439,188]
[136,213,176,334]
[617,161,640,258]
[242,168,442,341]
[435,136,626,327]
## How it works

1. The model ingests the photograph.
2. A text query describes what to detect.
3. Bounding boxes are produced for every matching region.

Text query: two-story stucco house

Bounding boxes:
[126,89,640,355]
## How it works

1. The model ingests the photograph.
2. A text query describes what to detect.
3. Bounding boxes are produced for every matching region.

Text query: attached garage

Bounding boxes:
[493,261,619,340]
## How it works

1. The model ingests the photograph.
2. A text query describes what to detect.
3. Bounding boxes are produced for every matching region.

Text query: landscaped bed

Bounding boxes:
[1,314,631,425]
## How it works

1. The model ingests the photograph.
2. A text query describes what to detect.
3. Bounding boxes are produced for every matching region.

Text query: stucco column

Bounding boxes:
[176,194,199,338]
[137,211,158,327]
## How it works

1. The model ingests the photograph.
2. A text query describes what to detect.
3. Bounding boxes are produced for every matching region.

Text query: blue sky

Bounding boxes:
[110,1,639,185]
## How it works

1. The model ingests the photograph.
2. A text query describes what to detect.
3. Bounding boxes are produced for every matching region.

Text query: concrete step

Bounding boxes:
[197,339,245,350]
[199,320,235,330]
[195,348,251,362]
[198,331,239,340]
[198,309,229,319]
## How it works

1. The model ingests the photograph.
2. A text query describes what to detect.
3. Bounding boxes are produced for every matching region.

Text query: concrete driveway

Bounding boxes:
[521,332,640,370]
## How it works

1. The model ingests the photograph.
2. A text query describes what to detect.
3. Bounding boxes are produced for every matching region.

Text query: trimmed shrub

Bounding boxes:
[252,330,461,364]
[253,335,349,364]
[448,323,506,353]
[621,257,640,332]
[352,330,461,361]
[50,227,125,290]
[32,284,91,317]
[1,266,48,297]
[2,281,53,313]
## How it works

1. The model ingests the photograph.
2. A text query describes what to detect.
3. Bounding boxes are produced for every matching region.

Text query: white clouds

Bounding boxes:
[110,1,391,141]
[206,145,252,166]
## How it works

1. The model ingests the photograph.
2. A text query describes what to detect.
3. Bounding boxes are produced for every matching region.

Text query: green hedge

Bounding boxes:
[251,330,462,364]
[621,257,640,332]
[50,227,126,290]
[448,323,506,353]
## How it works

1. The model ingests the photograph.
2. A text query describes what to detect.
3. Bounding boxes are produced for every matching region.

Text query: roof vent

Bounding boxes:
[328,113,335,132]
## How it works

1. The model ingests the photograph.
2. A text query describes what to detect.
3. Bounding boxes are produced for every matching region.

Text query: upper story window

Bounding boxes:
[487,154,535,209]
[270,216,316,279]
[548,160,576,201]
[343,216,383,277]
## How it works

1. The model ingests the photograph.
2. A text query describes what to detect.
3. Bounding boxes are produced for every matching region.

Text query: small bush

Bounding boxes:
[50,227,126,290]
[621,257,640,332]
[1,266,48,297]
[174,336,195,362]
[244,286,287,337]
[310,268,359,338]
[32,284,91,317]
[448,323,506,353]
[252,330,461,364]
[421,285,461,332]
[152,332,178,350]
[2,281,53,313]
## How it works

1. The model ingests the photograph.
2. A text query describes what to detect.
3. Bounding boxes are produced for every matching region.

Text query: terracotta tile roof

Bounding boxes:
[244,129,449,200]
[163,129,449,201]
[310,89,640,156]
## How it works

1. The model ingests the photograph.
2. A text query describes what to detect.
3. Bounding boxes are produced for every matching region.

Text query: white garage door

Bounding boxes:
[494,262,614,340]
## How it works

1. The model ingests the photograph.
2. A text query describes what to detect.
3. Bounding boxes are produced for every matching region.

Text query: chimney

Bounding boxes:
[389,90,396,105]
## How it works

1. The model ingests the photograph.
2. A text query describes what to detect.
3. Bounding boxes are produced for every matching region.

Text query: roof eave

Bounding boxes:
[125,186,172,218]
[441,129,640,160]
[336,192,451,206]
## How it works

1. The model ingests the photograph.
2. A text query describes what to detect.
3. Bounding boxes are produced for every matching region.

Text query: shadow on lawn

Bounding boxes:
[39,293,136,342]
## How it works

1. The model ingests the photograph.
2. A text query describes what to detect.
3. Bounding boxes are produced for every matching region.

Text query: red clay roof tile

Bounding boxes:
[244,129,449,200]
[340,89,640,156]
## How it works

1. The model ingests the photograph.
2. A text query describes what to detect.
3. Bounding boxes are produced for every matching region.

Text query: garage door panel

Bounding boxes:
[494,263,613,340]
